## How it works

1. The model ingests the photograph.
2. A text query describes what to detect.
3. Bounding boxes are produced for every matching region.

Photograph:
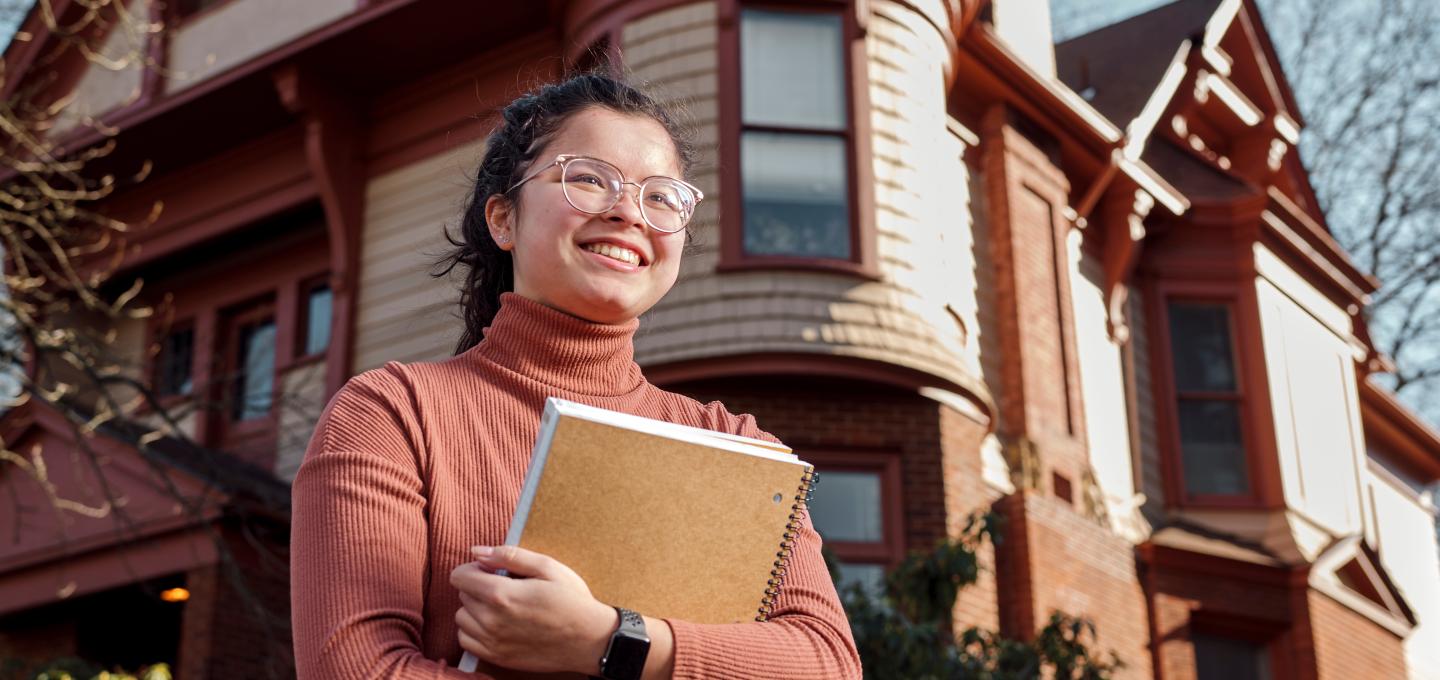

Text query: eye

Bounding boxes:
[568,173,606,187]
[646,192,680,210]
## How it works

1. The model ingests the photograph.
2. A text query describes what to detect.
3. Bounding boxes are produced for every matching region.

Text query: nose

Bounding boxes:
[604,182,648,230]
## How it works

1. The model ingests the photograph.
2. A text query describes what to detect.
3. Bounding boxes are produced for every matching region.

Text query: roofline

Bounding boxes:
[964,21,1188,216]
[0,0,73,102]
[1359,378,1440,483]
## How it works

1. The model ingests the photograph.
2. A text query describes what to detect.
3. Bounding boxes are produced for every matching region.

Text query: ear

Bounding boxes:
[484,194,515,251]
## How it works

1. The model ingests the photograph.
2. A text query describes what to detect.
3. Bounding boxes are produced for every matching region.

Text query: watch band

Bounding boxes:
[592,606,649,680]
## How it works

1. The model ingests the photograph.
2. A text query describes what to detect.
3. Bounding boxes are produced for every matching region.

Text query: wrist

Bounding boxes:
[577,600,619,675]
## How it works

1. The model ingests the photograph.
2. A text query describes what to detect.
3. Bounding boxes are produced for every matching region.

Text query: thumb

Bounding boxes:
[473,545,559,579]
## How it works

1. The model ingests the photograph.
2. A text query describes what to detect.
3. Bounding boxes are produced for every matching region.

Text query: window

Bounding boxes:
[220,304,277,423]
[298,279,332,358]
[732,8,858,263]
[805,453,902,598]
[1193,632,1273,680]
[155,325,195,397]
[174,0,228,19]
[1166,302,1250,497]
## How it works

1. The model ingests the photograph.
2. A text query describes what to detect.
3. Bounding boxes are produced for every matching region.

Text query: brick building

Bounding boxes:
[1,0,1437,678]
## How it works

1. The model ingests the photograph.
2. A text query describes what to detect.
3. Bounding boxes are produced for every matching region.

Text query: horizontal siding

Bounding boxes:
[1128,286,1166,520]
[166,0,352,93]
[55,25,145,134]
[275,361,326,482]
[629,1,983,397]
[353,145,475,372]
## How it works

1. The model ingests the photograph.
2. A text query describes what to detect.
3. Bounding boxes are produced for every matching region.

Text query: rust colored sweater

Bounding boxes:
[290,293,861,679]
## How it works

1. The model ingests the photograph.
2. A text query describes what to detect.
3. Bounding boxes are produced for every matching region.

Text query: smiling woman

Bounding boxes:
[288,73,862,680]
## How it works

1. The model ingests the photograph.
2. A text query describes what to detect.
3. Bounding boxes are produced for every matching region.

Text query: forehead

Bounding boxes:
[543,107,682,178]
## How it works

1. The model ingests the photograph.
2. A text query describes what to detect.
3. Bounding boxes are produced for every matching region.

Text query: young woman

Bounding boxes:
[289,74,861,680]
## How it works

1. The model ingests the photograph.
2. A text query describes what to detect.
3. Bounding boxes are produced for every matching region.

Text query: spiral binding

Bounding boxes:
[756,466,819,621]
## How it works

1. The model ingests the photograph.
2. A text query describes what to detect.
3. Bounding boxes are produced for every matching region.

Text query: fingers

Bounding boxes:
[471,545,559,579]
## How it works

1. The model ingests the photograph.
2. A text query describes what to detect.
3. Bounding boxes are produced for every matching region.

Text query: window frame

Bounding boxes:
[716,0,878,278]
[168,0,239,27]
[148,318,197,404]
[214,298,279,432]
[1188,612,1288,680]
[803,451,905,579]
[295,272,333,363]
[1152,288,1265,508]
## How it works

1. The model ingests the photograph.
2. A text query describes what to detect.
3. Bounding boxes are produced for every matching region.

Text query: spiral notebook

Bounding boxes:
[458,397,815,673]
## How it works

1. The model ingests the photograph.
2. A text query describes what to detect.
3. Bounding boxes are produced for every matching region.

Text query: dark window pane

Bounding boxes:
[179,0,226,17]
[304,285,332,356]
[742,132,850,258]
[1178,399,1250,496]
[1194,632,1272,680]
[1168,303,1238,392]
[809,470,883,542]
[740,10,846,130]
[833,562,886,600]
[157,328,194,397]
[233,320,275,421]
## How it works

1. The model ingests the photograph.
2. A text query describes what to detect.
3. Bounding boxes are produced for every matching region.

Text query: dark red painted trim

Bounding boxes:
[645,351,991,417]
[1360,379,1440,482]
[715,0,879,278]
[274,64,364,400]
[805,450,905,568]
[1145,282,1282,510]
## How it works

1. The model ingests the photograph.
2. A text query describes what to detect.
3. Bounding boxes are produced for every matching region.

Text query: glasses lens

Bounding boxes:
[561,158,622,213]
[640,179,697,233]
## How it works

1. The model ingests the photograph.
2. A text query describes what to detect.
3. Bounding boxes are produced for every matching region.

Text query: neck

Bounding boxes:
[470,292,646,396]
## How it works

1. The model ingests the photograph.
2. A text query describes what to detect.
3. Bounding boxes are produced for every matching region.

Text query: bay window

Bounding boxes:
[721,3,873,273]
[1164,300,1252,499]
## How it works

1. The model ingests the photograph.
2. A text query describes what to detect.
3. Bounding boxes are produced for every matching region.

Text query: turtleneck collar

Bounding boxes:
[468,293,646,397]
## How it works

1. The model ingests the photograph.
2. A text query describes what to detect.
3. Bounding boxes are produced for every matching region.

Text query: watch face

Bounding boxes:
[604,632,650,680]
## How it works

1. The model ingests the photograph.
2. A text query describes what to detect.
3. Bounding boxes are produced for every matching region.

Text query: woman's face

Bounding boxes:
[487,107,687,325]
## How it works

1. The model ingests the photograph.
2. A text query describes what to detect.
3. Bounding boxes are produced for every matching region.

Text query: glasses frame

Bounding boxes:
[507,154,704,234]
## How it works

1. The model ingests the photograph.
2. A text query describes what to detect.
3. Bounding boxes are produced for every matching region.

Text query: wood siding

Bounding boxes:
[166,0,353,93]
[1071,244,1143,539]
[352,144,473,373]
[629,1,983,397]
[53,24,145,134]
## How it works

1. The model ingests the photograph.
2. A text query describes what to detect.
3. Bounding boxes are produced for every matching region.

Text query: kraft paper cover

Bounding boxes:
[517,416,810,625]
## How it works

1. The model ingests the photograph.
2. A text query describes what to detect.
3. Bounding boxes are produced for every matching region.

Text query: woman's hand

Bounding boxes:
[450,545,618,675]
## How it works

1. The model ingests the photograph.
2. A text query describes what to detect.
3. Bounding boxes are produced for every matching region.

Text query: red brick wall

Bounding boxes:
[194,522,293,680]
[1145,557,1297,680]
[1309,590,1407,680]
[674,376,999,631]
[996,491,1153,678]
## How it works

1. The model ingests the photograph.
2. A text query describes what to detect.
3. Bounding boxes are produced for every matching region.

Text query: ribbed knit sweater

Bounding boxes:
[290,293,861,679]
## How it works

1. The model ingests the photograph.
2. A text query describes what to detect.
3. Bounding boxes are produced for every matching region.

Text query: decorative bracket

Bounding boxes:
[1102,188,1153,343]
[273,64,365,399]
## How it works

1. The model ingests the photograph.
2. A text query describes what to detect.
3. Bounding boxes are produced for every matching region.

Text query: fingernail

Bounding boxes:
[471,546,494,558]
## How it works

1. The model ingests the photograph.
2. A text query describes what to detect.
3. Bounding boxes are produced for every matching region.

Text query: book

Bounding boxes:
[458,397,816,673]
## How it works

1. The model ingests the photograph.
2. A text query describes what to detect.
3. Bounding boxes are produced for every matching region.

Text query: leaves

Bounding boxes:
[831,513,1121,679]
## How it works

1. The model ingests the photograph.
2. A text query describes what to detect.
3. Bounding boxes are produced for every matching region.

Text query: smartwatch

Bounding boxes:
[592,606,649,680]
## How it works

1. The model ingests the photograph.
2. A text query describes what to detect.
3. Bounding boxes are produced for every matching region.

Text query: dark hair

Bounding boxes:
[434,72,695,354]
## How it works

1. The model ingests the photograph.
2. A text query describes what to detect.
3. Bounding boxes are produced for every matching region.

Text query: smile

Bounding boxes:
[581,242,645,266]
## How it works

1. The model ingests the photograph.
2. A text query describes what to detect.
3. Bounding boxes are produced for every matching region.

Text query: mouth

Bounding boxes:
[579,241,648,267]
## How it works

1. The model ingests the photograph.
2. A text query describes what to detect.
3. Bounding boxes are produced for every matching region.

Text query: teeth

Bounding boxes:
[582,243,642,265]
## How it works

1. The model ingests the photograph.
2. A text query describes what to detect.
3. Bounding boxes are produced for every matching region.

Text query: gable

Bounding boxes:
[1311,534,1418,636]
[0,401,225,574]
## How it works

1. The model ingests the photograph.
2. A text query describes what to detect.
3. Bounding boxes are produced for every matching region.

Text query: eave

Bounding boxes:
[962,21,1187,217]
[1359,378,1440,484]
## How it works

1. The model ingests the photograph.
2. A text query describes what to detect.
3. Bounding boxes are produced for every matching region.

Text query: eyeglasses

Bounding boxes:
[507,154,704,234]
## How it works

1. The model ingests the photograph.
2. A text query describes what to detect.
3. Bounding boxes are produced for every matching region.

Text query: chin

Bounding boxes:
[564,290,650,324]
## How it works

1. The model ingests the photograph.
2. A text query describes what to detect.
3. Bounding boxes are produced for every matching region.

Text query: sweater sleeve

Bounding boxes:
[665,511,861,679]
[290,368,487,680]
[665,399,863,679]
